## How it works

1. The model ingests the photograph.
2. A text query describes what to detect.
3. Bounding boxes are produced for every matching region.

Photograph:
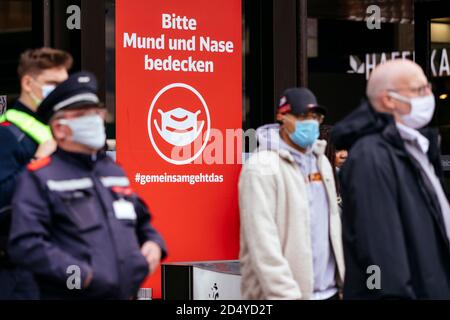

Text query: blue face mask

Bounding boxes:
[288,119,320,149]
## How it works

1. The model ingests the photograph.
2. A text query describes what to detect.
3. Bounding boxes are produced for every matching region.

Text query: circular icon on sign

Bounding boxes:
[147,83,211,165]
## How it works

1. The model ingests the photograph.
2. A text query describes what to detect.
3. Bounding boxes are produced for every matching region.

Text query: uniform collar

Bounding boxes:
[55,147,108,170]
[12,100,36,117]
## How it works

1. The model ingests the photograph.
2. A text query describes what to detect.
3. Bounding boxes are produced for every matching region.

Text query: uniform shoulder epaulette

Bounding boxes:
[27,156,52,171]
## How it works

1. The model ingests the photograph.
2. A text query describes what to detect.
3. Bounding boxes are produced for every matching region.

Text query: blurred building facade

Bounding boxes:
[0,0,449,185]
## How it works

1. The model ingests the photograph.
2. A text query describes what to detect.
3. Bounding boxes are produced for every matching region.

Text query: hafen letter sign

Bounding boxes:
[116,0,242,298]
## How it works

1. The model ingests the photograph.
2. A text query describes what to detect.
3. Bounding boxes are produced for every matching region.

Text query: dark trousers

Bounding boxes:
[0,265,40,300]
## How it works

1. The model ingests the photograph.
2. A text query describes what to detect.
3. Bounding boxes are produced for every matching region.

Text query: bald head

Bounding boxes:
[367,59,427,112]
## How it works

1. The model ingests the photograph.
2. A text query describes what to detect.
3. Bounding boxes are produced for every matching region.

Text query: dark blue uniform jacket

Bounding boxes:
[0,101,38,251]
[0,101,40,299]
[8,148,167,299]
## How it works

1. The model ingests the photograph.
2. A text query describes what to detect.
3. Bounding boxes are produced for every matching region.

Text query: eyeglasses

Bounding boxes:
[297,112,324,123]
[389,82,433,96]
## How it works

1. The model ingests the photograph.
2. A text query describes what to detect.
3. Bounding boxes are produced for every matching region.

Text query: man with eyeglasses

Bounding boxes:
[332,59,450,299]
[0,48,72,299]
[7,71,167,299]
[239,87,345,300]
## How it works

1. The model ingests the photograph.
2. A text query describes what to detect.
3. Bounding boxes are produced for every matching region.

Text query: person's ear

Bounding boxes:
[51,121,71,142]
[276,112,285,124]
[379,91,397,112]
[21,74,34,94]
[280,114,297,134]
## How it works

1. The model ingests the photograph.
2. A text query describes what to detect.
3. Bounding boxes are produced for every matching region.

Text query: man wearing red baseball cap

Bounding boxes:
[238,87,344,300]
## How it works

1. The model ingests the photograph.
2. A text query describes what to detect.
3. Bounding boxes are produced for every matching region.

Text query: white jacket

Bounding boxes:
[238,126,345,300]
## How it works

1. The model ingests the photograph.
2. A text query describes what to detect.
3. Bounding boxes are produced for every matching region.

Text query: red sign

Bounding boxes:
[116,0,242,298]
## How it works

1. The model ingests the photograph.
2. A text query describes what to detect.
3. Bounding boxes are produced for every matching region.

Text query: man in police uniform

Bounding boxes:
[0,47,73,299]
[8,71,167,299]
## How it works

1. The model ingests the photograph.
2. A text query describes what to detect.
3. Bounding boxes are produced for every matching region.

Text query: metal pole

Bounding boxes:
[297,0,308,87]
[43,0,51,46]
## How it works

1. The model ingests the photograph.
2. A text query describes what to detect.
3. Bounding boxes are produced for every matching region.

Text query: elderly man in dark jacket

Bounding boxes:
[332,59,450,299]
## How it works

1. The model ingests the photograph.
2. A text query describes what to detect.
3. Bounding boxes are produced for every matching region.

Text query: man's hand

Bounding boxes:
[34,139,57,159]
[141,241,162,275]
[83,270,93,289]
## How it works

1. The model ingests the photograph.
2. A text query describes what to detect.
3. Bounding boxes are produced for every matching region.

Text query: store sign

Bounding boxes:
[0,95,6,116]
[116,0,242,298]
[348,48,450,79]
[0,95,6,115]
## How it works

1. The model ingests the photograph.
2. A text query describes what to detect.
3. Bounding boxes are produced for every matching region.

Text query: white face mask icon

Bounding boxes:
[154,107,204,146]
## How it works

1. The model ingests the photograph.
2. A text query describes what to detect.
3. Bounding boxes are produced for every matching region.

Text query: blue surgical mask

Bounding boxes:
[288,119,320,149]
[29,81,56,107]
[42,85,56,98]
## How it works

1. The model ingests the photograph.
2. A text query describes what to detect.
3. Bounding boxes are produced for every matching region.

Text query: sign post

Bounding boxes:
[116,0,242,298]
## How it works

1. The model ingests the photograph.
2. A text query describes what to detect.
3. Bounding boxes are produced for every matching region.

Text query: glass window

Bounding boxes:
[307,0,415,124]
[430,17,450,191]
[106,0,116,139]
[430,17,450,154]
[0,0,34,104]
